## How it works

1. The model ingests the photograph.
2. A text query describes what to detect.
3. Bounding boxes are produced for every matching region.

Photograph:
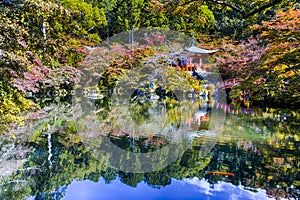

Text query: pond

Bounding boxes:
[0,92,299,200]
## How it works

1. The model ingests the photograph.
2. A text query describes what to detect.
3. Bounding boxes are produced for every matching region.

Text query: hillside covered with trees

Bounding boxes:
[1,0,299,128]
[0,1,299,199]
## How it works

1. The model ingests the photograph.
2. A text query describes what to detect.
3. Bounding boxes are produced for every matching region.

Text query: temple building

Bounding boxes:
[180,33,219,71]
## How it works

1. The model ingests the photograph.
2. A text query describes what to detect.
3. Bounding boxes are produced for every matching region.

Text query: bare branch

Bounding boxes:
[179,0,204,7]
[244,0,284,18]
[207,0,284,18]
[207,0,244,15]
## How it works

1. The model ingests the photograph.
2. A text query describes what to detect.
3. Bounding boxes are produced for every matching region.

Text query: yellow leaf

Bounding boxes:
[274,64,288,72]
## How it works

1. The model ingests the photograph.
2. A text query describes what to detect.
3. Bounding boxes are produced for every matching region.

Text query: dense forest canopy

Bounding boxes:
[0,0,299,128]
[0,1,299,199]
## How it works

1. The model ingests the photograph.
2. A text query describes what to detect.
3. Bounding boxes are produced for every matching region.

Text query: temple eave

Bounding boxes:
[183,46,219,55]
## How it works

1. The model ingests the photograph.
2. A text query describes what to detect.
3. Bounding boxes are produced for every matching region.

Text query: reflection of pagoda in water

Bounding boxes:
[194,109,210,129]
[189,103,211,132]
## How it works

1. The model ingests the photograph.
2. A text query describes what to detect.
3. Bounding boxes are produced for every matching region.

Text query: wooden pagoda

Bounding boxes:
[181,33,219,71]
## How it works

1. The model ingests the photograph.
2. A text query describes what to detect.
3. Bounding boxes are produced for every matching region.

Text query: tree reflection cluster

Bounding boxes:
[0,98,299,200]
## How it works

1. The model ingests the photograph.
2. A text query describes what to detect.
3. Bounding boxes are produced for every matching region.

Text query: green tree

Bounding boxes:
[57,0,107,42]
[0,0,96,129]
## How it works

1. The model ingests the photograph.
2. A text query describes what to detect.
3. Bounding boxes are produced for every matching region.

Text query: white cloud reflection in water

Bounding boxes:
[183,177,276,200]
[49,177,279,200]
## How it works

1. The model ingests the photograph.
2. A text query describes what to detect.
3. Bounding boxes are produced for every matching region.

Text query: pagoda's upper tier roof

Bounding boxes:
[184,46,219,54]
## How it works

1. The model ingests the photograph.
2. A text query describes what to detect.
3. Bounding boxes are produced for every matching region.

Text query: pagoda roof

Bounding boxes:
[184,46,219,55]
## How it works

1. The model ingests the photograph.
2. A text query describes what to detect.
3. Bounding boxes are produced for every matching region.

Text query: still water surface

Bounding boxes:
[0,94,299,200]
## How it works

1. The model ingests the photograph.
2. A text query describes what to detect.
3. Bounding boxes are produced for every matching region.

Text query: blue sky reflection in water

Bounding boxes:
[59,178,273,200]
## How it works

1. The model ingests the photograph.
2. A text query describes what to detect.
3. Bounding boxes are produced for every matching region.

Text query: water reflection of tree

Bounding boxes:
[1,137,299,199]
[1,103,299,199]
[129,103,151,126]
